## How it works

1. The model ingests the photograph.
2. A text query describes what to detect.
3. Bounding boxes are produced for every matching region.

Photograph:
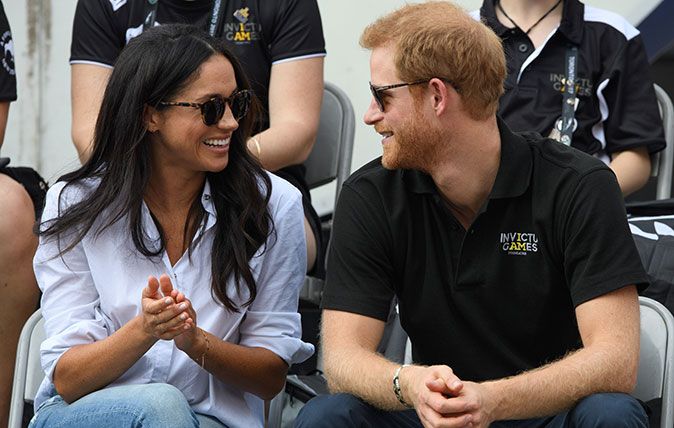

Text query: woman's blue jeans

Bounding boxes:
[29,383,226,428]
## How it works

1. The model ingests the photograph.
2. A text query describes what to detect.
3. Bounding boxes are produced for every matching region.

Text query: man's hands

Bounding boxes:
[402,365,496,428]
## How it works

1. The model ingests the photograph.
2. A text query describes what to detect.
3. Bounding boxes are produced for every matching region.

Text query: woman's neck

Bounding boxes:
[144,170,205,215]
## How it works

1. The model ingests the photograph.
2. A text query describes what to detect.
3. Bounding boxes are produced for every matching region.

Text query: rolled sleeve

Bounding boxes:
[239,176,313,364]
[34,182,111,382]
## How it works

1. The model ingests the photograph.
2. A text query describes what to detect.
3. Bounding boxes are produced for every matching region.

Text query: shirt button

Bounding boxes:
[518,43,528,53]
[204,194,211,200]
[470,229,475,235]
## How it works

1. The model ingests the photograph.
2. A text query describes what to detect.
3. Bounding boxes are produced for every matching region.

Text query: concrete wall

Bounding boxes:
[1,0,664,214]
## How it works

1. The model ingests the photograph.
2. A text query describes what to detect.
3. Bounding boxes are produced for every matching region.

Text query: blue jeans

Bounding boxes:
[294,392,649,428]
[29,383,227,428]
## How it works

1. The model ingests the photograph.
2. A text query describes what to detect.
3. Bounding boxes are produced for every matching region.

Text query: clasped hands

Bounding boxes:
[404,365,496,428]
[140,274,203,356]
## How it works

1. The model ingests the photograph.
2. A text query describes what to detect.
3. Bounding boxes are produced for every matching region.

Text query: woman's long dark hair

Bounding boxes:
[40,24,273,311]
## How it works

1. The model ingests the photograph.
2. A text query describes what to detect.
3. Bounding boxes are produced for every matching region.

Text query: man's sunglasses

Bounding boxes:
[158,89,252,126]
[369,79,458,112]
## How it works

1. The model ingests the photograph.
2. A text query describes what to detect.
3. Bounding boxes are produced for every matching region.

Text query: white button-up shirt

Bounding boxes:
[34,173,313,427]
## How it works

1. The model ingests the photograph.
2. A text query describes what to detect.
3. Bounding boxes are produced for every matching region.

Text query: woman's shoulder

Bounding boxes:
[45,176,101,211]
[262,171,303,214]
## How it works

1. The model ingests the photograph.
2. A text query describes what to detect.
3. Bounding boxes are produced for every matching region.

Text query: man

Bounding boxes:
[295,2,648,427]
[475,0,665,196]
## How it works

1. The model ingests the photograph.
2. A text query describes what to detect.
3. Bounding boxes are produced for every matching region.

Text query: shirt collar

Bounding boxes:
[480,0,584,45]
[141,179,217,245]
[403,117,532,200]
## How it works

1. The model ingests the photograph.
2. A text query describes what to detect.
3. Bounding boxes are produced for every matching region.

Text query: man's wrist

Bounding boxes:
[393,364,413,408]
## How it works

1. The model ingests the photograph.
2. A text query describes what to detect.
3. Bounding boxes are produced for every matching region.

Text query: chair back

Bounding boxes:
[634,296,674,428]
[304,81,355,209]
[652,84,674,200]
[8,310,45,428]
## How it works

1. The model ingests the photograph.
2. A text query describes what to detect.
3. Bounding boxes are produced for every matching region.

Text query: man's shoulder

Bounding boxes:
[520,132,611,180]
[583,5,639,42]
[343,157,408,195]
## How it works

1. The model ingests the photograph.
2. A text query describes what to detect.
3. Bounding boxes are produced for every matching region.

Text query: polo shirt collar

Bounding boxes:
[479,0,584,45]
[403,117,532,200]
[489,117,532,199]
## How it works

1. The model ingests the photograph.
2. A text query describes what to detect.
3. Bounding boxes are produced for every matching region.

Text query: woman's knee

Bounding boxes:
[32,384,199,428]
[570,393,648,427]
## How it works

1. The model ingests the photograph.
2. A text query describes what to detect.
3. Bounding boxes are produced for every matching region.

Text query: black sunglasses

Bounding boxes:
[158,89,252,126]
[369,79,459,112]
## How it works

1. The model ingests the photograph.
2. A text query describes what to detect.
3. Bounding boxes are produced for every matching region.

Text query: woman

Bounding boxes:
[31,24,313,428]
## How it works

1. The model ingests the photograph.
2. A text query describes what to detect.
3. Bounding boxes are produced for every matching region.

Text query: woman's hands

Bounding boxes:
[140,274,207,361]
[141,274,194,341]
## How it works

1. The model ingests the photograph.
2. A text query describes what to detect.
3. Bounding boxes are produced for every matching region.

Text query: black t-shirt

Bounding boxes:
[321,119,648,382]
[477,0,665,160]
[71,0,325,124]
[0,0,16,102]
[70,0,326,192]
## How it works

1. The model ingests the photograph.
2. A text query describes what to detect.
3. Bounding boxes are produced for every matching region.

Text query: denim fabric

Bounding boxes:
[29,383,226,428]
[295,392,648,428]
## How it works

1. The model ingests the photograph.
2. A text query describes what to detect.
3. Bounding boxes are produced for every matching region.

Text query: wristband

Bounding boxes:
[393,364,412,407]
[195,329,210,368]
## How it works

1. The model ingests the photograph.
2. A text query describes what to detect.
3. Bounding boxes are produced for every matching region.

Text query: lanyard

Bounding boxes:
[558,46,578,146]
[143,0,225,37]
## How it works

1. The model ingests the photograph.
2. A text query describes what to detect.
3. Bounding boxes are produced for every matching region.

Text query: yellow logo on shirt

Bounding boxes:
[226,8,260,44]
[500,232,539,256]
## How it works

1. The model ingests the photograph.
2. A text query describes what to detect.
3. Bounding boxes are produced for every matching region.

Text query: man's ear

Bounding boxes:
[428,78,452,117]
[144,105,160,133]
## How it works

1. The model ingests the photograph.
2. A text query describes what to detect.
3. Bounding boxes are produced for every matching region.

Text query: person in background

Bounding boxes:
[295,2,648,427]
[475,0,665,196]
[31,24,312,428]
[70,0,325,274]
[0,2,47,426]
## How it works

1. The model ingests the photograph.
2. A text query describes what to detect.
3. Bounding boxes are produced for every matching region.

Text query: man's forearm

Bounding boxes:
[483,343,637,421]
[324,346,409,411]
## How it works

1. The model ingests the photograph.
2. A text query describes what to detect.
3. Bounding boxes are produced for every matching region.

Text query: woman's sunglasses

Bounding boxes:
[158,89,252,126]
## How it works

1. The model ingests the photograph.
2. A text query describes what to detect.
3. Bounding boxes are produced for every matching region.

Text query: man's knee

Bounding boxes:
[295,393,374,428]
[0,174,36,257]
[570,393,648,427]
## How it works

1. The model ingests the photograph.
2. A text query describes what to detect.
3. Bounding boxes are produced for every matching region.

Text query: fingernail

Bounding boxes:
[164,297,173,305]
[451,380,461,388]
[179,303,187,310]
[180,313,187,320]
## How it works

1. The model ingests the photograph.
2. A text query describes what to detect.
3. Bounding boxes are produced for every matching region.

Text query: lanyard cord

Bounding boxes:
[496,0,563,35]
[143,0,225,37]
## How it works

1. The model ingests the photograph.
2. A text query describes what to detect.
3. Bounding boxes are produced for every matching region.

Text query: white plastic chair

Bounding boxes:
[635,296,674,428]
[300,81,355,304]
[652,84,673,200]
[8,309,45,428]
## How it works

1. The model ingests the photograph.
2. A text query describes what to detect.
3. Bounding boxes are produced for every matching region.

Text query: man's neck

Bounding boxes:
[428,117,501,229]
[496,0,563,47]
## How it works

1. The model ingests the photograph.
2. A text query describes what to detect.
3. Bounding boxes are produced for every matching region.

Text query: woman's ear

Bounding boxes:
[144,105,160,133]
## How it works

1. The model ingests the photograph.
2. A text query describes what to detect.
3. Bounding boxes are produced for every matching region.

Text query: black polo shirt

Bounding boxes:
[475,0,665,161]
[321,119,648,382]
[0,1,16,102]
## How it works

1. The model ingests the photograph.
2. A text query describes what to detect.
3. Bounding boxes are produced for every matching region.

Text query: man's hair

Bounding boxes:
[360,1,506,120]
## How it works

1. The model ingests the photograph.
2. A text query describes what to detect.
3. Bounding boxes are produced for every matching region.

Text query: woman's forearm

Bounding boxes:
[187,329,288,401]
[53,316,156,403]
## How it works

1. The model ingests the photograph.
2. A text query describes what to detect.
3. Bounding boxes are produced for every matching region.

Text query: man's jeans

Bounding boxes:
[295,392,649,427]
[29,383,226,428]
